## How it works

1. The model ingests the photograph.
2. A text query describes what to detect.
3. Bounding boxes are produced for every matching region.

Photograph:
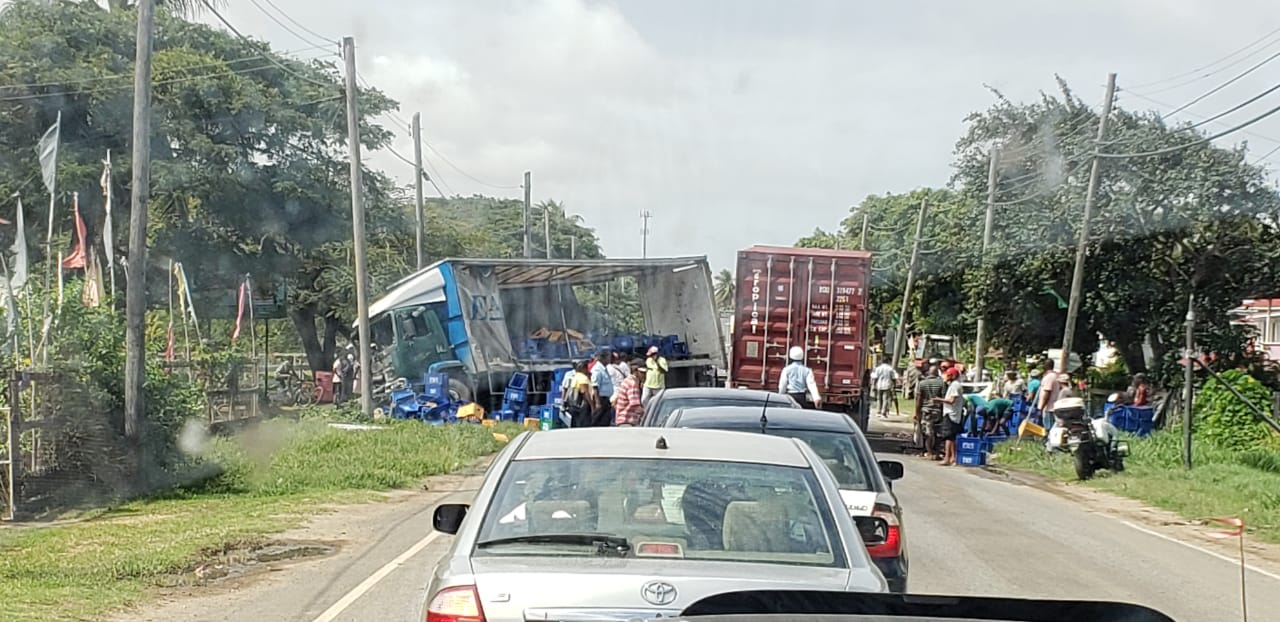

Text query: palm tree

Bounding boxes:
[107,0,223,17]
[713,269,735,314]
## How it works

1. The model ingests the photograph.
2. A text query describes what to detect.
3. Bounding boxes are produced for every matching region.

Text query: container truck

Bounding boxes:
[363,256,726,411]
[728,245,872,431]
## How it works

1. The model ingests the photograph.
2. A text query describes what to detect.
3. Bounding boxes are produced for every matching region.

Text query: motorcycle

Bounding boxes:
[1046,397,1128,480]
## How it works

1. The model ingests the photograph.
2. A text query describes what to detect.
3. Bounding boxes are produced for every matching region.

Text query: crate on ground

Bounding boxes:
[957,451,987,467]
[1109,405,1155,437]
[958,434,986,454]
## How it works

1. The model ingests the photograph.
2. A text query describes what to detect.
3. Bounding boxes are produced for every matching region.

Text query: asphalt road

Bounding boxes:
[117,427,1280,622]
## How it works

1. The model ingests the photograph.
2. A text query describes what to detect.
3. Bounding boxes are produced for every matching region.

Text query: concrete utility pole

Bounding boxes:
[343,37,373,418]
[570,236,577,260]
[124,0,155,445]
[544,199,552,260]
[859,213,869,250]
[523,171,532,258]
[641,210,652,258]
[891,198,928,369]
[1183,293,1196,470]
[411,113,425,270]
[973,146,1000,380]
[1059,72,1117,372]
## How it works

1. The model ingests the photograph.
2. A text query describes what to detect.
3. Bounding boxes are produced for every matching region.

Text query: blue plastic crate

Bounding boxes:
[957,435,985,454]
[504,387,528,404]
[957,451,987,467]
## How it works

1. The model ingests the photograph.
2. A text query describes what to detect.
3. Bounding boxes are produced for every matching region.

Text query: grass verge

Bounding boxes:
[0,419,523,622]
[990,432,1280,545]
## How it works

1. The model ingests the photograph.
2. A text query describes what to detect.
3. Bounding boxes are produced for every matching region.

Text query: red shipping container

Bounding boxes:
[729,245,871,426]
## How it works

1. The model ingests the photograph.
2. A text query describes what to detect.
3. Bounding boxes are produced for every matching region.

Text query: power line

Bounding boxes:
[1252,142,1280,164]
[257,0,339,46]
[420,138,521,190]
[1126,26,1280,91]
[0,61,327,103]
[1098,100,1280,158]
[1158,48,1280,120]
[1120,89,1280,145]
[246,0,337,50]
[199,0,336,89]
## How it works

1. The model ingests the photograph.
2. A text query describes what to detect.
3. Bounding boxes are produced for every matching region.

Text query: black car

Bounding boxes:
[640,387,801,427]
[664,406,909,593]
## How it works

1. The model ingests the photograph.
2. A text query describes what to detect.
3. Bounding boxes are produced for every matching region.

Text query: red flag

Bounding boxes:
[164,321,175,361]
[61,192,86,270]
[231,280,246,342]
[1207,516,1245,538]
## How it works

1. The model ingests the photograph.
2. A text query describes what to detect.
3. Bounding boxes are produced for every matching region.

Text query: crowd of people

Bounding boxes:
[562,346,669,427]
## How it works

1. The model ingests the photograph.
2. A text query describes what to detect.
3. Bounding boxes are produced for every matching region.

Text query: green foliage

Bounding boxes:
[713,269,735,313]
[1086,358,1130,390]
[1198,369,1274,451]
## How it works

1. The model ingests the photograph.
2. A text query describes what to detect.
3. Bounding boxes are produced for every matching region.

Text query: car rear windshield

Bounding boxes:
[677,426,878,492]
[475,458,845,568]
[652,397,770,425]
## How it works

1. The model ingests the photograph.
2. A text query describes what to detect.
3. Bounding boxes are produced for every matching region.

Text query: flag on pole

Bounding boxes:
[82,251,103,308]
[173,262,199,326]
[164,321,175,362]
[10,197,27,290]
[37,113,60,197]
[1,255,18,356]
[100,153,113,269]
[61,192,86,270]
[231,278,247,342]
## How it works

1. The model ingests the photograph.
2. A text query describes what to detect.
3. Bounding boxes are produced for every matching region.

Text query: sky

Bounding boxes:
[179,0,1280,271]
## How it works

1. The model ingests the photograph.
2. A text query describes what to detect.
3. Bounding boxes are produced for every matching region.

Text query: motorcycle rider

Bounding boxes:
[779,346,823,409]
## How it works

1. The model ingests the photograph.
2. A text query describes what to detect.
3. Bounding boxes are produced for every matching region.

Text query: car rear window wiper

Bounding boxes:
[476,533,632,556]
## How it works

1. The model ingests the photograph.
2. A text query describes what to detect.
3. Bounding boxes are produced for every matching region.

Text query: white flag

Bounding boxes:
[36,112,60,196]
[10,197,27,290]
[101,152,114,269]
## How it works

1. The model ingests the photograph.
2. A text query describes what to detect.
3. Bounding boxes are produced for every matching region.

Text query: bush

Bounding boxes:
[1197,369,1274,451]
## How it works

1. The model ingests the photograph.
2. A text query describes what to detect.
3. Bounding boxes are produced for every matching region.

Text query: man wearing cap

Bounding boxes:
[642,346,669,407]
[932,366,965,466]
[779,346,823,409]
[914,365,947,458]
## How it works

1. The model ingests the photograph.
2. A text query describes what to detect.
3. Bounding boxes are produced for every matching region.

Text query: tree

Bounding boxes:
[713,269,735,314]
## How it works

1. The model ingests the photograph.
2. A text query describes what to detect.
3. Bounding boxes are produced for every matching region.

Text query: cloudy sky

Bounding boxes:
[190,0,1280,270]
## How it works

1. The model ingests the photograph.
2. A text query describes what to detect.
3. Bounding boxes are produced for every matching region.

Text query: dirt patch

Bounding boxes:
[159,540,340,588]
[977,463,1280,573]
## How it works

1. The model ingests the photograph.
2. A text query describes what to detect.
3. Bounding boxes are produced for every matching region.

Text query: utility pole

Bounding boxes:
[859,213,869,250]
[891,198,928,369]
[124,0,155,447]
[641,210,652,258]
[523,171,532,258]
[411,113,425,270]
[1183,293,1196,470]
[570,236,577,260]
[1059,72,1117,372]
[343,37,373,418]
[973,146,1000,380]
[544,200,552,260]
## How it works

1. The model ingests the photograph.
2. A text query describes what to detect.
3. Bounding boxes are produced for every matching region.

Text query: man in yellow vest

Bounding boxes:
[642,345,669,406]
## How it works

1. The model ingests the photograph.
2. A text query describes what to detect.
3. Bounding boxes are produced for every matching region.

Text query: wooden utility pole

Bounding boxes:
[411,113,425,270]
[1060,73,1117,372]
[523,171,532,258]
[343,37,373,417]
[1183,293,1196,469]
[891,198,928,369]
[973,146,1000,380]
[124,0,155,444]
[641,210,652,258]
[859,213,869,250]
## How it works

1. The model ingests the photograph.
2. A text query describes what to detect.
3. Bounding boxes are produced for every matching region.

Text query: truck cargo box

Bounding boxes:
[729,246,871,413]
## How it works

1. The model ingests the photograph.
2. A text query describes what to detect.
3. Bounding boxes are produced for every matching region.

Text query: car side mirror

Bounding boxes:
[878,460,904,481]
[852,515,890,546]
[433,503,469,534]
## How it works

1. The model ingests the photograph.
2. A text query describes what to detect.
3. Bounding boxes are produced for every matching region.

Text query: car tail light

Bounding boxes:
[426,585,485,622]
[865,503,902,559]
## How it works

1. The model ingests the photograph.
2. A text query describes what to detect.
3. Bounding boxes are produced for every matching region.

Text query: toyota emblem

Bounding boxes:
[640,580,678,606]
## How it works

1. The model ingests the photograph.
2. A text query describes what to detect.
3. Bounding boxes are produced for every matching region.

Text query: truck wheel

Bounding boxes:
[448,378,474,403]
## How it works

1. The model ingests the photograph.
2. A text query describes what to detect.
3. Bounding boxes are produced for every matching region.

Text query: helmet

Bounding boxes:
[789,346,805,361]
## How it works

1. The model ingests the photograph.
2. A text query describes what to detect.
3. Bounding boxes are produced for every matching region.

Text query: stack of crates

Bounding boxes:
[956,432,1009,467]
[1108,405,1155,437]
[500,373,530,422]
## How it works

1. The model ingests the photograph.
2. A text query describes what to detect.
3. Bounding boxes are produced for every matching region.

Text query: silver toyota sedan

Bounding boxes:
[422,427,888,622]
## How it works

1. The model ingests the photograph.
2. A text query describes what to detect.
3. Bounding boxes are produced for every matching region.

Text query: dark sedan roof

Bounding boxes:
[667,406,857,433]
[654,387,789,401]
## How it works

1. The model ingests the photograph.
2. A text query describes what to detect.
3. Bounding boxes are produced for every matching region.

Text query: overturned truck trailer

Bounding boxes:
[365,256,726,409]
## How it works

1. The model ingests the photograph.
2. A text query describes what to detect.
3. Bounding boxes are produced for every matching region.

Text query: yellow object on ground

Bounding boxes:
[523,417,540,430]
[457,403,485,421]
[481,419,496,428]
[1018,419,1046,439]
[493,433,510,443]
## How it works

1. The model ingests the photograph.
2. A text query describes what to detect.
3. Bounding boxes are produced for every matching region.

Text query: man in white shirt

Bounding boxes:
[870,360,898,418]
[779,346,823,409]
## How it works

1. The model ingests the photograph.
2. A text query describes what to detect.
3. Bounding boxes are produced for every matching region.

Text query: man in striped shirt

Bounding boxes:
[613,359,647,426]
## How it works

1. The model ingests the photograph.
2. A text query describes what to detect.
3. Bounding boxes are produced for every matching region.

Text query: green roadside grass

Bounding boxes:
[989,432,1280,545]
[0,419,525,622]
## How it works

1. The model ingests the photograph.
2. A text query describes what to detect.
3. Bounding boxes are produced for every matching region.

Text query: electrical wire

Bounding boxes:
[257,0,339,46]
[1119,88,1280,146]
[0,62,310,102]
[1125,26,1280,90]
[419,138,522,190]
[1098,100,1280,158]
[1252,142,1280,164]
[1157,48,1280,120]
[199,0,336,89]
[246,0,337,50]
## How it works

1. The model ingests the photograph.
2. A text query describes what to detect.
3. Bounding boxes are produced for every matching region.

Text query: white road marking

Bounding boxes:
[1119,520,1280,582]
[310,530,443,622]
